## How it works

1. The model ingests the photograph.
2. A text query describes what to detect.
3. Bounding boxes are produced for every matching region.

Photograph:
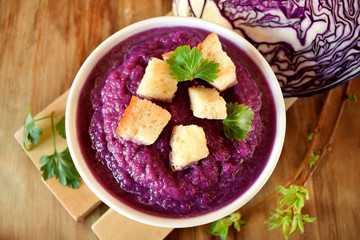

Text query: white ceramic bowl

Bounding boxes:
[66,16,286,228]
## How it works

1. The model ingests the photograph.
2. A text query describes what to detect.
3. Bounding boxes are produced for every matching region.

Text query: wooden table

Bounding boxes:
[1,1,359,239]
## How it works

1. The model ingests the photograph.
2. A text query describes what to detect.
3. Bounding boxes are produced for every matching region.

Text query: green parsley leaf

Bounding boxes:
[23,109,43,150]
[194,58,219,82]
[166,45,219,82]
[39,153,57,180]
[222,103,254,142]
[55,115,66,139]
[40,148,80,189]
[207,212,246,240]
[23,109,81,188]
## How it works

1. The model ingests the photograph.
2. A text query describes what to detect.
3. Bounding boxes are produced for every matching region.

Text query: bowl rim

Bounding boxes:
[65,16,286,228]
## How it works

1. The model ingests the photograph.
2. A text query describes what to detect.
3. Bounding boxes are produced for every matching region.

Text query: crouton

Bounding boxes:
[198,32,237,91]
[136,58,178,102]
[162,51,173,60]
[116,96,171,145]
[170,125,209,171]
[188,86,227,120]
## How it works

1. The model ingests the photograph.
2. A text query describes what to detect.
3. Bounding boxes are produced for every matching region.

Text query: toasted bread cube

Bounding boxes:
[136,58,178,102]
[188,86,227,120]
[170,125,209,171]
[116,96,171,145]
[162,51,173,60]
[198,32,237,91]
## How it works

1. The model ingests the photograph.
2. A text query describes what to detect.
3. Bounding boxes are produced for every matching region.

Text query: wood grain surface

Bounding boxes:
[1,1,360,240]
[92,209,173,240]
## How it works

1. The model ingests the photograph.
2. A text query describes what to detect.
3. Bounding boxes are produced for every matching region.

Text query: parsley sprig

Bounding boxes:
[265,185,316,239]
[222,102,254,142]
[23,109,43,150]
[166,45,219,82]
[23,109,80,189]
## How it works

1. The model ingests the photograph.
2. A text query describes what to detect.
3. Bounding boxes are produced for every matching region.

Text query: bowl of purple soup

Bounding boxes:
[66,16,286,228]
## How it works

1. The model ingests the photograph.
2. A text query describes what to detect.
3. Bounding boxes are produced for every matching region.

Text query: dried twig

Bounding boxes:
[298,89,334,184]
[240,81,352,216]
[301,82,352,186]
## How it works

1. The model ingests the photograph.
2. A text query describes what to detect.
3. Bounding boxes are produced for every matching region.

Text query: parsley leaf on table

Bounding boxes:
[55,115,66,139]
[23,109,43,150]
[23,110,80,189]
[166,45,219,82]
[222,103,254,142]
[40,148,80,189]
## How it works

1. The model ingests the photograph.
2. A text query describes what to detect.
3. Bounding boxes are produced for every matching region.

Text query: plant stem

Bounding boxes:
[34,114,52,121]
[299,89,334,184]
[240,82,352,216]
[241,191,278,215]
[301,82,352,186]
[49,111,57,152]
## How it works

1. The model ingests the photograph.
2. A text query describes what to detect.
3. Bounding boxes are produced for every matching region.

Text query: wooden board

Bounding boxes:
[13,90,102,221]
[92,209,173,240]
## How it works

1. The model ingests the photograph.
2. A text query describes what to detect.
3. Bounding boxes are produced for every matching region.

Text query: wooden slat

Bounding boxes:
[92,209,173,240]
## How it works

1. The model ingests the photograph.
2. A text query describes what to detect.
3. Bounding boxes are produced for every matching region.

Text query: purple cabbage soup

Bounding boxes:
[76,26,277,218]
